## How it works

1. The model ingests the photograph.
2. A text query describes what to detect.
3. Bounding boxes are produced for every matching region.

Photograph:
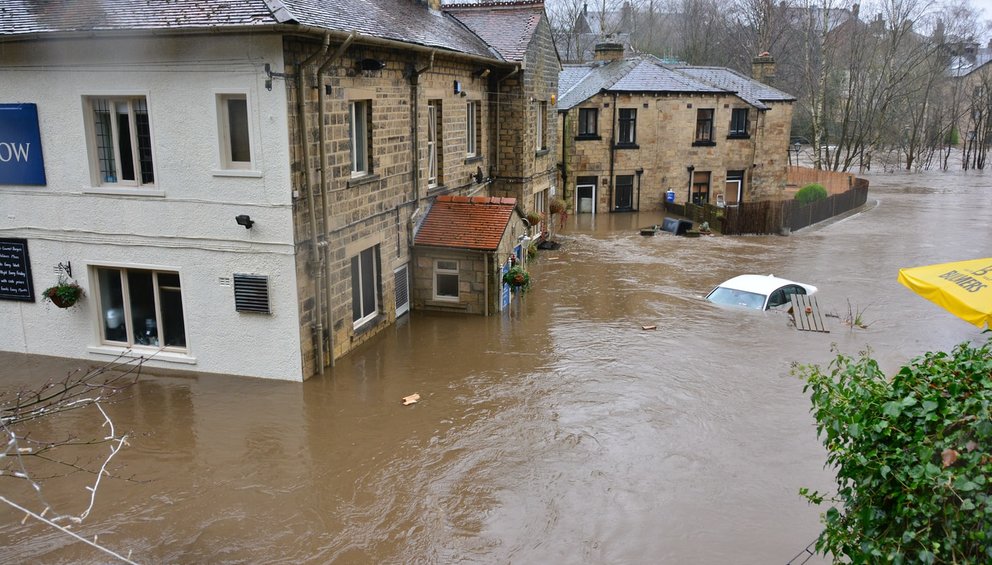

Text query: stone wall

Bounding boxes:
[561,92,794,212]
[284,37,500,377]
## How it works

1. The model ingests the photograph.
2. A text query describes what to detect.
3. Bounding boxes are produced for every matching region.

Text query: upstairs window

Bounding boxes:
[86,96,155,187]
[578,107,598,137]
[729,108,749,138]
[349,100,371,176]
[617,108,637,146]
[694,109,714,144]
[466,101,478,157]
[218,94,253,170]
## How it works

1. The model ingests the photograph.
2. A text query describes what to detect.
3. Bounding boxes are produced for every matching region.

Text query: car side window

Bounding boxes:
[767,288,787,308]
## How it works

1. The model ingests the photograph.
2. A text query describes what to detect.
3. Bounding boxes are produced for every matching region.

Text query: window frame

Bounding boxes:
[349,100,371,177]
[216,92,254,171]
[694,108,715,145]
[577,107,599,138]
[466,101,479,157]
[433,259,460,302]
[728,108,749,138]
[83,94,156,188]
[92,265,188,353]
[617,108,637,146]
[351,245,381,328]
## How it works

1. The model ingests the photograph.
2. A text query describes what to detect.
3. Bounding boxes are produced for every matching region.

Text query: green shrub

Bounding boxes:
[795,183,828,204]
[795,339,992,563]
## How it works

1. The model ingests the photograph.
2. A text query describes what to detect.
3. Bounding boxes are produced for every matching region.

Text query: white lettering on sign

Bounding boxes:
[0,142,31,163]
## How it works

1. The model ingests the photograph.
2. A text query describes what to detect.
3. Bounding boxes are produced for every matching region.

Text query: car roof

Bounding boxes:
[715,274,815,295]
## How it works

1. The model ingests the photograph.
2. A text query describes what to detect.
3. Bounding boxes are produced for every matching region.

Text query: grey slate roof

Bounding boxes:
[557,56,795,111]
[674,66,796,109]
[446,2,544,63]
[0,0,501,60]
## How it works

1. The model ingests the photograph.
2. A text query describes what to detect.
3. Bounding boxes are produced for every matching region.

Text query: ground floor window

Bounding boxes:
[434,259,459,302]
[351,245,380,328]
[96,267,186,350]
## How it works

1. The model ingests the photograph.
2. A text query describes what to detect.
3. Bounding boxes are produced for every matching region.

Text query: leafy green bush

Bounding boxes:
[795,183,828,204]
[795,340,992,563]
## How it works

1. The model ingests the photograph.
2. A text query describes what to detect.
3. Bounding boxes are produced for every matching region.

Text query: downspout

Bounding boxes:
[315,33,354,369]
[608,92,617,212]
[297,33,330,372]
[495,67,521,182]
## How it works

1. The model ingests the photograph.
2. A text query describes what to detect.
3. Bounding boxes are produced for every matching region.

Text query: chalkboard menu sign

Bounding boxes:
[0,238,35,302]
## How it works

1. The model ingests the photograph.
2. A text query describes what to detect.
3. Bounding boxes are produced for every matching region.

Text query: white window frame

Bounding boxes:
[216,93,254,171]
[351,246,380,328]
[350,100,370,177]
[427,101,439,187]
[91,265,188,353]
[466,101,478,157]
[433,259,460,302]
[83,94,156,188]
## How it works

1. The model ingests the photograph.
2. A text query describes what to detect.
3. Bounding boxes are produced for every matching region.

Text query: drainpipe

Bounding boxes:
[315,33,353,369]
[608,92,617,212]
[495,66,521,186]
[297,34,330,372]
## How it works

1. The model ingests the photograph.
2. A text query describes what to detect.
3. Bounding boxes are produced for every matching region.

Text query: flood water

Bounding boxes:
[2,169,991,564]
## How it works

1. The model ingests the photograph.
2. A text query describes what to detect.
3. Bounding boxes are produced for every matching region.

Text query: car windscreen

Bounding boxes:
[706,286,766,310]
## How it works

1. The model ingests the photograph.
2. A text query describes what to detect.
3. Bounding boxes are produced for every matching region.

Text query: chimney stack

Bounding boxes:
[751,52,776,85]
[594,42,625,63]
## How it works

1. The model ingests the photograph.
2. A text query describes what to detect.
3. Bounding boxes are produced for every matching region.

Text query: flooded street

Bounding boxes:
[3,170,991,564]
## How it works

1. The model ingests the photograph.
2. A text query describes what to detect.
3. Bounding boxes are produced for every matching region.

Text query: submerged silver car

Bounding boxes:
[705,274,818,311]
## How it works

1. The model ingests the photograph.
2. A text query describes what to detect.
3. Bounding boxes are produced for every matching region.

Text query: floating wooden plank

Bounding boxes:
[791,294,829,333]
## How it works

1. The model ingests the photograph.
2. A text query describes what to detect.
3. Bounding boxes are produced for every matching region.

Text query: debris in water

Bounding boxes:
[402,393,420,406]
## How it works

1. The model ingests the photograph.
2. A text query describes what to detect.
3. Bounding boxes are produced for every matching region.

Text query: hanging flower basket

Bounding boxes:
[503,266,531,291]
[43,278,84,309]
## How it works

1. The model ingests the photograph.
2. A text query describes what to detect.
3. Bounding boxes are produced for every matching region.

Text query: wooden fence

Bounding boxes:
[666,179,868,235]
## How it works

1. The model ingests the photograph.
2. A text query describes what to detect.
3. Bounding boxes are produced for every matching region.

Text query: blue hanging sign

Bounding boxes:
[0,103,47,186]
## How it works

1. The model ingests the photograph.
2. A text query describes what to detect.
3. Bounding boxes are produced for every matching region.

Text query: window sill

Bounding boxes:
[347,173,380,188]
[692,141,717,147]
[726,134,750,140]
[614,143,639,150]
[464,155,483,164]
[83,186,165,197]
[212,169,263,178]
[88,345,197,365]
[535,148,550,157]
[575,134,601,141]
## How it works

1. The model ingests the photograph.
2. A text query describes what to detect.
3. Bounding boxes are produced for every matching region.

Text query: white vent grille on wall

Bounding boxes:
[233,274,270,313]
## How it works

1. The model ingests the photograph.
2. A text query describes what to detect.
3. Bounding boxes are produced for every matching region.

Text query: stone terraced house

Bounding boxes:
[557,45,795,214]
[0,0,559,380]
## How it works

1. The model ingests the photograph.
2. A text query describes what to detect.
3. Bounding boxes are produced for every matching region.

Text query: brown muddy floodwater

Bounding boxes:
[2,170,991,564]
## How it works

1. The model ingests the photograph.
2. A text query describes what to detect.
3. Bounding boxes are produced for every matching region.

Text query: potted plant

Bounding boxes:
[43,277,84,308]
[502,265,531,291]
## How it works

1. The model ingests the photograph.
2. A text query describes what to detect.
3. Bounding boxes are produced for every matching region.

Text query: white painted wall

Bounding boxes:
[0,33,304,380]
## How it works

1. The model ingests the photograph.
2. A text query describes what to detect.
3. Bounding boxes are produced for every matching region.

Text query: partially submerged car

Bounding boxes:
[705,274,817,311]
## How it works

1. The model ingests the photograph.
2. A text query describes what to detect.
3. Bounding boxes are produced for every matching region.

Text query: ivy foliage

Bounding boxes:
[796,339,992,563]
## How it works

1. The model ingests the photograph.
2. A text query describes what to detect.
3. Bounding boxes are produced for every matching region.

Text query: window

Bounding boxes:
[578,107,598,137]
[349,100,371,176]
[427,101,442,187]
[95,267,186,350]
[466,101,478,157]
[434,259,459,302]
[694,109,714,144]
[617,108,636,145]
[729,108,749,138]
[86,96,154,186]
[218,94,252,169]
[536,101,547,151]
[692,171,711,204]
[351,245,380,328]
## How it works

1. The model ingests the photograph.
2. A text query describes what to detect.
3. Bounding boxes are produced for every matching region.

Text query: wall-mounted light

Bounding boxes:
[235,215,254,229]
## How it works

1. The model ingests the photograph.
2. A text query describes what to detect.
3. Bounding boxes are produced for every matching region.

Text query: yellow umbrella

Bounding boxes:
[898,258,992,328]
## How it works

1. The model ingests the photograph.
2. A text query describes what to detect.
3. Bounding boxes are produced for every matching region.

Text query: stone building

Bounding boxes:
[557,46,795,214]
[0,0,559,381]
